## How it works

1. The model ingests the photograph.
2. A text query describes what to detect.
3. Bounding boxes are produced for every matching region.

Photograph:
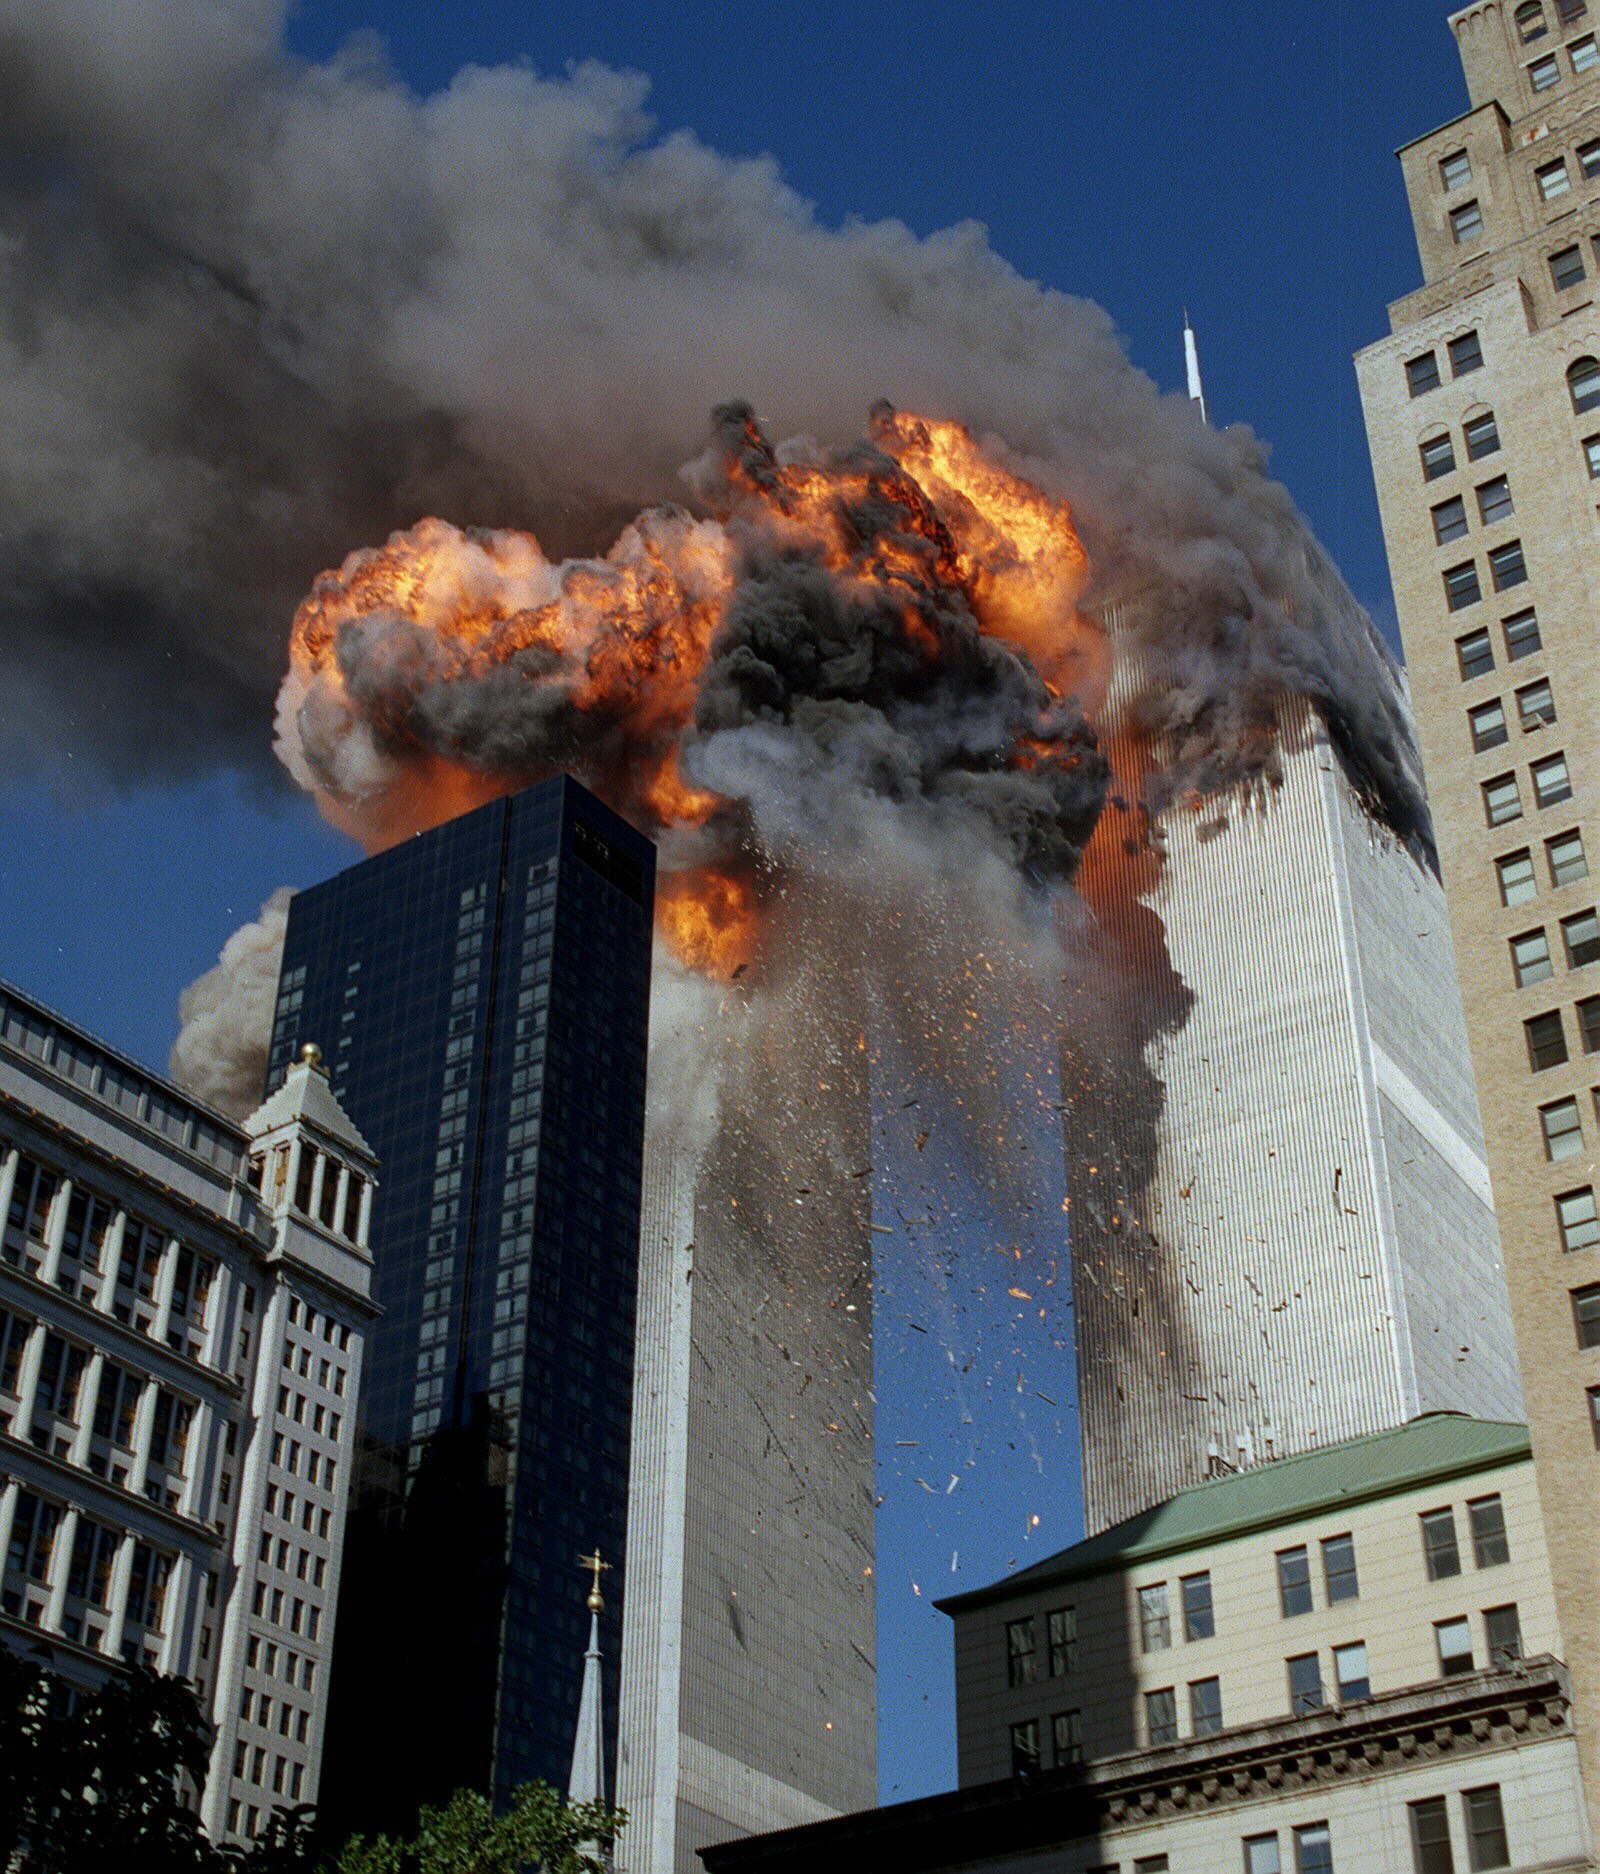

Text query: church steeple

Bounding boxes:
[568,1550,611,1821]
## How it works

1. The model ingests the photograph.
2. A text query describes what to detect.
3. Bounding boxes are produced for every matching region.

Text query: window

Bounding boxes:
[1532,51,1564,87]
[1571,356,1600,411]
[1408,351,1443,397]
[1047,1605,1077,1675]
[1469,700,1508,751]
[1576,997,1600,1050]
[1589,1384,1600,1446]
[1516,677,1555,728]
[1276,1546,1313,1617]
[1477,476,1514,525]
[1441,149,1473,189]
[1532,751,1573,806]
[1457,627,1494,678]
[1586,436,1600,478]
[1464,410,1501,459]
[1286,1651,1323,1715]
[1502,609,1539,661]
[1582,136,1600,177]
[1552,242,1587,287]
[1333,1640,1370,1701]
[1559,1186,1600,1250]
[1488,540,1527,590]
[1294,1823,1333,1874]
[1451,201,1484,244]
[1510,928,1553,986]
[1537,156,1573,199]
[1564,906,1600,965]
[1181,1571,1214,1641]
[1463,1786,1509,1871]
[1188,1675,1222,1736]
[1433,495,1470,543]
[1525,1009,1569,1070]
[1468,1495,1511,1567]
[1245,1837,1283,1874]
[1550,829,1589,886]
[1573,31,1600,69]
[1009,1718,1040,1776]
[1421,1507,1462,1579]
[1144,1686,1177,1746]
[1436,1616,1475,1676]
[1519,0,1549,38]
[1138,1582,1171,1652]
[1498,849,1537,906]
[1484,1604,1523,1668]
[1450,330,1485,375]
[1572,1280,1600,1346]
[1321,1534,1358,1603]
[1051,1707,1082,1765]
[1543,1095,1584,1159]
[1483,773,1522,826]
[1134,1861,1169,1874]
[1410,1796,1456,1874]
[1421,432,1457,480]
[1561,0,1591,22]
[1005,1617,1037,1687]
[1446,562,1483,611]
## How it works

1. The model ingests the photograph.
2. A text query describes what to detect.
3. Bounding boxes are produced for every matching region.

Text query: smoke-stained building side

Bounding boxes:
[263,777,654,1821]
[1065,621,1526,1532]
[619,904,877,1873]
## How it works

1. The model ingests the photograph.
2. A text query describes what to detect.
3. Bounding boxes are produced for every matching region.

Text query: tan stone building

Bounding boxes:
[1355,0,1600,1829]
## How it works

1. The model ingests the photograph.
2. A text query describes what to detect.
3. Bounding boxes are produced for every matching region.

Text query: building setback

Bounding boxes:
[1355,0,1600,1831]
[266,777,654,1824]
[0,980,377,1843]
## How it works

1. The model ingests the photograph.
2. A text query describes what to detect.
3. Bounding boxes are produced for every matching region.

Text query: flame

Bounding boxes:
[656,868,760,980]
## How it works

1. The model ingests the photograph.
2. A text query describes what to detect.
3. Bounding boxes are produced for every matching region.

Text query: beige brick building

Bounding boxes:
[1355,0,1600,1830]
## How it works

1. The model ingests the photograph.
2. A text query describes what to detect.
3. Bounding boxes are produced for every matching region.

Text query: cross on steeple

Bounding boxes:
[579,1548,611,1613]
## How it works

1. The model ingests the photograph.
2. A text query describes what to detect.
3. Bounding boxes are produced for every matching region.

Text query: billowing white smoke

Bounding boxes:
[168,888,294,1117]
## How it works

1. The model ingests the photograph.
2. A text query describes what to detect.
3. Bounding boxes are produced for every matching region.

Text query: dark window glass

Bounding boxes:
[1563,907,1600,966]
[1450,330,1485,374]
[1006,1616,1037,1686]
[1446,562,1483,611]
[1489,540,1527,590]
[1144,1686,1177,1745]
[1553,243,1588,287]
[1181,1571,1214,1641]
[1484,1604,1522,1668]
[1525,1009,1569,1070]
[1009,1718,1040,1776]
[1051,1707,1082,1765]
[1580,136,1600,177]
[1410,1796,1456,1874]
[1047,1605,1077,1676]
[1188,1676,1222,1736]
[1294,1822,1334,1874]
[1276,1546,1313,1617]
[1573,1281,1600,1347]
[1465,411,1501,459]
[1457,627,1494,678]
[1433,495,1470,543]
[1422,1508,1461,1579]
[1575,1000,1600,1054]
[1477,476,1514,524]
[1138,1582,1170,1652]
[1421,433,1457,480]
[1570,356,1600,411]
[1469,1495,1511,1567]
[1463,1786,1509,1871]
[1408,352,1443,396]
[1321,1533,1359,1603]
[1286,1651,1323,1715]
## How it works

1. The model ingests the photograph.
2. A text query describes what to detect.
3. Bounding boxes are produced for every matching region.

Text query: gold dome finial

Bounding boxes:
[299,1042,325,1072]
[579,1548,611,1613]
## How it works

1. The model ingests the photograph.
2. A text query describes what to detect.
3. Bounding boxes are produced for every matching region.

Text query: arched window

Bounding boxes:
[1518,0,1550,40]
[1569,356,1600,413]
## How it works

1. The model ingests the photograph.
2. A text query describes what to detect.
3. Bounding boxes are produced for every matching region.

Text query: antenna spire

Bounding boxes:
[1183,310,1208,425]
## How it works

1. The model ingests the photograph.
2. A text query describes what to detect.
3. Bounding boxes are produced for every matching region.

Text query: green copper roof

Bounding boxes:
[937,1414,1532,1615]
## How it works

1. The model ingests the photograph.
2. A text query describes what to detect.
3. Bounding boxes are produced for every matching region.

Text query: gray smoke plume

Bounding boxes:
[0,0,1423,844]
[168,888,294,1116]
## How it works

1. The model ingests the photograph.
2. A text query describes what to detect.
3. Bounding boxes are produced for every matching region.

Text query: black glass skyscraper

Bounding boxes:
[265,776,653,1822]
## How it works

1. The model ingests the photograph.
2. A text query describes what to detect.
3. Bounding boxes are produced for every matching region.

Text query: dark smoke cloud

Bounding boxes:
[1,0,1423,842]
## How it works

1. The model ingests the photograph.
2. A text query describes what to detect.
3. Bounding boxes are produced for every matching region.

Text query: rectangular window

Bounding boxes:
[1588,1384,1600,1447]
[1537,155,1573,198]
[1468,1495,1511,1567]
[1433,495,1470,543]
[1463,1786,1510,1870]
[1009,1718,1040,1776]
[1333,1640,1370,1700]
[1294,1823,1333,1874]
[1446,562,1483,610]
[1533,751,1573,807]
[1245,1838,1283,1874]
[1563,906,1600,965]
[1134,1861,1169,1874]
[1005,1617,1037,1687]
[1497,848,1537,906]
[1483,773,1522,826]
[1560,1184,1600,1249]
[1531,52,1563,89]
[1181,1570,1214,1641]
[1321,1533,1359,1603]
[1550,829,1589,886]
[1573,30,1600,69]
[1561,0,1591,23]
[1585,435,1600,478]
[1477,476,1514,525]
[1465,410,1501,460]
[1421,432,1457,480]
[1188,1675,1223,1736]
[1138,1582,1171,1653]
[1051,1707,1082,1765]
[1047,1605,1077,1676]
[1484,1603,1523,1668]
[1286,1651,1323,1715]
[1276,1546,1313,1617]
[1436,1615,1475,1676]
[1144,1686,1177,1746]
[1469,700,1508,750]
[1488,540,1527,590]
[1421,1507,1462,1579]
[1516,677,1556,728]
[1543,1095,1584,1159]
[1450,330,1485,375]
[1510,928,1553,986]
[1441,149,1473,189]
[1451,201,1485,243]
[1572,1281,1600,1346]
[1525,1008,1569,1070]
[1581,135,1600,176]
[1408,351,1443,397]
[1410,1797,1456,1874]
[1457,626,1494,677]
[1502,609,1540,662]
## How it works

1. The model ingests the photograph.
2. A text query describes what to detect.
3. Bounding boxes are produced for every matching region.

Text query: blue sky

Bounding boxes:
[0,0,1470,1802]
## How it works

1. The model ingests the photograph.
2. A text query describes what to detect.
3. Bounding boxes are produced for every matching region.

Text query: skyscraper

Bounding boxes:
[1064,624,1525,1531]
[265,776,654,1822]
[1355,0,1600,1822]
